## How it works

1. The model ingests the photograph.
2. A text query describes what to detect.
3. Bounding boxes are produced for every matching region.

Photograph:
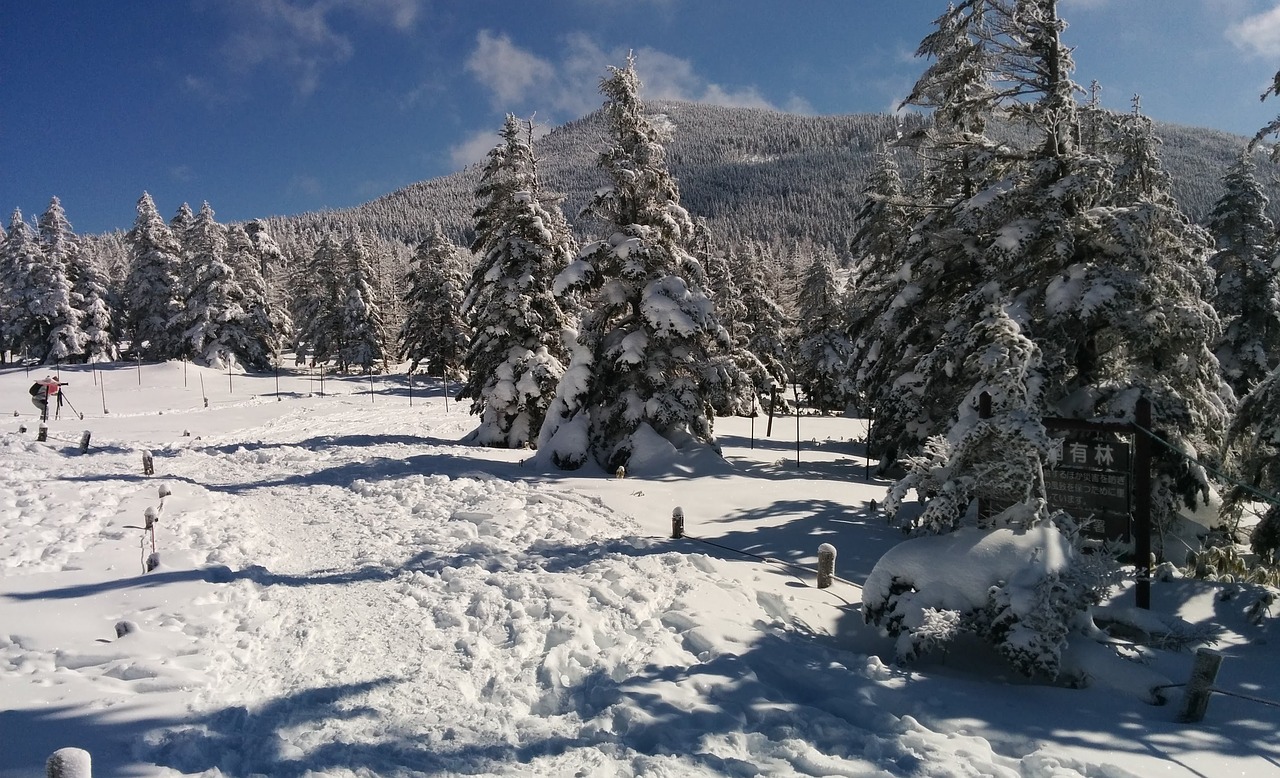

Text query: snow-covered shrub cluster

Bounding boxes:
[862,521,1123,679]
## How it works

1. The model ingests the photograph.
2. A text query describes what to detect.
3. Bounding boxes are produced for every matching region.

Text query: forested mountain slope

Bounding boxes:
[271,101,1277,253]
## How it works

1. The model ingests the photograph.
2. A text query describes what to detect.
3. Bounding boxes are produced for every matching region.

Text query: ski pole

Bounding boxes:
[60,391,84,420]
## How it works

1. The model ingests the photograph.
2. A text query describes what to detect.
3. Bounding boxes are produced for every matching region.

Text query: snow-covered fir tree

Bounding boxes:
[42,197,119,363]
[292,232,345,368]
[1222,365,1280,549]
[2,210,47,361]
[226,223,290,369]
[846,147,912,417]
[173,202,245,365]
[399,222,471,378]
[35,197,91,364]
[886,297,1055,534]
[123,193,184,360]
[1207,152,1280,400]
[6,206,85,364]
[695,222,764,416]
[793,248,852,414]
[459,115,576,448]
[874,0,1230,553]
[338,228,389,373]
[737,239,793,407]
[538,57,733,470]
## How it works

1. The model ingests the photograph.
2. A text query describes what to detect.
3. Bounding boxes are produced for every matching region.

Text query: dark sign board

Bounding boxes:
[1044,431,1132,539]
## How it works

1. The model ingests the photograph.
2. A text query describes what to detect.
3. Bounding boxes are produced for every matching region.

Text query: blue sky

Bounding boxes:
[5,0,1280,235]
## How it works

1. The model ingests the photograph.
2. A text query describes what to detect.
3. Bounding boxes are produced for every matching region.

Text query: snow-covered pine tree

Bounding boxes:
[175,202,245,366]
[886,296,1055,534]
[292,232,345,368]
[123,193,184,360]
[737,239,793,406]
[169,203,194,249]
[1040,101,1231,552]
[44,198,118,363]
[459,115,576,448]
[793,247,852,414]
[34,198,90,364]
[862,0,1013,472]
[5,206,85,364]
[846,147,912,422]
[1207,152,1280,400]
[1222,364,1280,548]
[226,223,289,369]
[694,221,763,416]
[538,57,732,470]
[244,220,294,339]
[338,228,388,374]
[399,222,471,378]
[2,210,48,361]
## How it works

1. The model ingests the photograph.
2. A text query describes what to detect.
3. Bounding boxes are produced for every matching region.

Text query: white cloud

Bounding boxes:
[465,31,787,118]
[1228,4,1280,58]
[465,31,558,108]
[205,0,426,96]
[448,129,502,170]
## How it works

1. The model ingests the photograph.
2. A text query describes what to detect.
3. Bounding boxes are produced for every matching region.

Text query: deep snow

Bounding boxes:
[1,359,1276,777]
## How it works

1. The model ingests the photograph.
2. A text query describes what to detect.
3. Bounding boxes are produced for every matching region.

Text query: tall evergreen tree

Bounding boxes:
[400,222,471,378]
[1207,153,1280,399]
[793,249,852,414]
[35,198,90,364]
[338,228,388,373]
[173,202,243,365]
[459,115,577,448]
[293,232,344,368]
[123,193,184,360]
[2,210,49,361]
[226,224,290,370]
[539,57,733,470]
[738,240,792,402]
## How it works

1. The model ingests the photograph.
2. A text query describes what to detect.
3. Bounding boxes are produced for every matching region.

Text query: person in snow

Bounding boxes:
[30,376,64,422]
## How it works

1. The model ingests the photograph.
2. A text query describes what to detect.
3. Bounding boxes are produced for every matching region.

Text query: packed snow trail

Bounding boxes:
[2,387,1156,777]
[107,403,1121,777]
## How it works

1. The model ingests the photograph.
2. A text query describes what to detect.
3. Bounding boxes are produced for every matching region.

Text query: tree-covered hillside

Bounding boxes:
[269,101,1279,253]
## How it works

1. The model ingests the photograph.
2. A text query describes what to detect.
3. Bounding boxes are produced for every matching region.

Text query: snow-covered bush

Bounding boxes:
[862,522,1122,679]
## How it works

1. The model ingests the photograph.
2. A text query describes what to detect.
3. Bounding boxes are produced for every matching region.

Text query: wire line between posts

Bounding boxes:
[1132,422,1280,510]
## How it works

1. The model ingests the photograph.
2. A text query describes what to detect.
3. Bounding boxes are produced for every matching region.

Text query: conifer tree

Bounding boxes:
[696,224,763,416]
[293,233,345,368]
[123,193,184,360]
[2,210,48,361]
[34,198,90,364]
[338,228,388,373]
[847,147,912,416]
[226,223,288,369]
[3,206,84,364]
[459,115,576,448]
[400,222,470,378]
[538,57,732,470]
[1207,153,1280,399]
[793,249,852,414]
[175,202,244,366]
[738,240,792,402]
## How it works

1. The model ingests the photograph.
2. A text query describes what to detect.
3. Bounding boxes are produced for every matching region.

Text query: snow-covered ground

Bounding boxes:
[1,360,1276,777]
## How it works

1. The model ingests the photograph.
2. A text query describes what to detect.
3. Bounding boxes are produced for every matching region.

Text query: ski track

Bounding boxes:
[3,404,1125,777]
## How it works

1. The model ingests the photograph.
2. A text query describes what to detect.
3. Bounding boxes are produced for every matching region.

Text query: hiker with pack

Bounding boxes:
[29,376,65,422]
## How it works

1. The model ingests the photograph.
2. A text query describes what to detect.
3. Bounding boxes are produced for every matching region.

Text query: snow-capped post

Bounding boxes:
[794,378,801,467]
[767,384,779,437]
[136,354,141,385]
[408,369,414,407]
[671,507,685,539]
[227,357,233,394]
[45,746,91,777]
[37,424,47,442]
[1178,648,1224,723]
[817,543,836,588]
[142,450,154,476]
[79,431,91,453]
[1134,397,1153,610]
